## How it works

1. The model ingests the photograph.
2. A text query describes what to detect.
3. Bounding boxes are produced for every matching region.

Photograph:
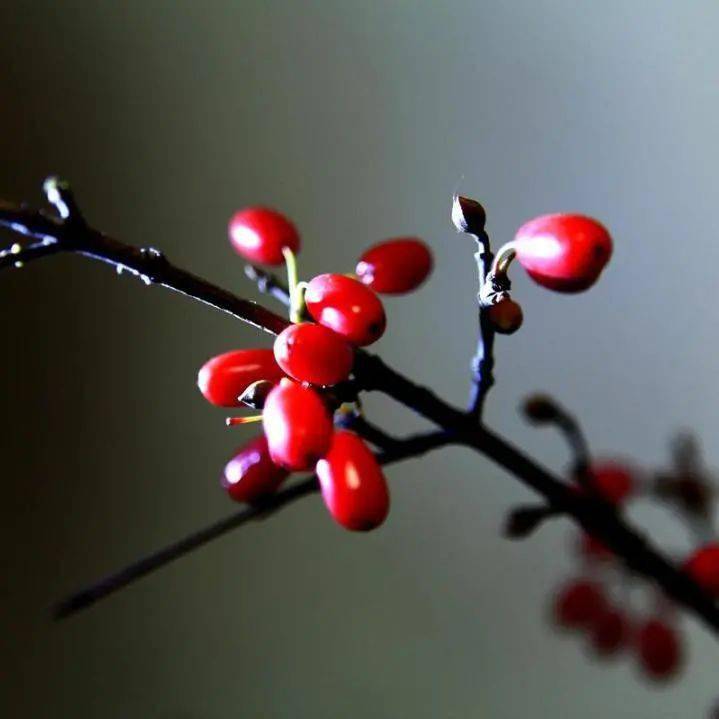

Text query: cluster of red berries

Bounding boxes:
[199,206,432,530]
[553,572,684,681]
[198,203,616,530]
[550,462,686,681]
[550,458,719,686]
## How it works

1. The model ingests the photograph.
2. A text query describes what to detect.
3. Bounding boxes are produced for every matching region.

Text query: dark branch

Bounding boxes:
[54,429,453,618]
[2,180,719,637]
[451,195,496,420]
[244,263,291,306]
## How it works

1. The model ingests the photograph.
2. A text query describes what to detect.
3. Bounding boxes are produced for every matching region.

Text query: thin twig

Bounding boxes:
[451,195,496,420]
[521,394,591,480]
[54,430,453,618]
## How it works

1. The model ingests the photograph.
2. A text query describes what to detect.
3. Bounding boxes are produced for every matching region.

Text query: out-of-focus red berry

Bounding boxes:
[577,532,614,562]
[587,462,635,505]
[636,619,683,681]
[553,579,606,629]
[305,273,386,347]
[684,543,719,597]
[197,349,285,407]
[262,380,333,470]
[513,214,612,292]
[589,606,630,657]
[273,322,354,386]
[487,298,523,334]
[228,207,301,265]
[356,238,433,295]
[221,435,289,504]
[316,430,390,531]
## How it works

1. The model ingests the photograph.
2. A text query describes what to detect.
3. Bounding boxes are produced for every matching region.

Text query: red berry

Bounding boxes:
[636,619,682,681]
[221,435,289,504]
[228,207,301,265]
[198,349,285,407]
[273,322,354,386]
[305,273,386,347]
[356,237,433,295]
[589,606,630,657]
[577,532,614,562]
[553,579,606,629]
[262,381,333,470]
[487,298,523,334]
[513,214,612,292]
[316,430,390,531]
[587,462,635,505]
[684,543,719,597]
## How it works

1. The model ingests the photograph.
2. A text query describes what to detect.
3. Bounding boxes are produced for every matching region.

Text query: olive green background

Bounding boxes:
[2,1,719,717]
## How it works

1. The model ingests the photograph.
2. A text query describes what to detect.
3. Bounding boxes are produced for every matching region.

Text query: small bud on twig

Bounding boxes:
[504,503,559,539]
[522,394,562,424]
[451,194,487,235]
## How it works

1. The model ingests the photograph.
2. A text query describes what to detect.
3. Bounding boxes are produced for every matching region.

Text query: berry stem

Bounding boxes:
[490,242,517,278]
[225,415,264,426]
[282,246,304,323]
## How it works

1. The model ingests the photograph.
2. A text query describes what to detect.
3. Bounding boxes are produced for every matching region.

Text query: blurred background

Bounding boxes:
[2,1,718,716]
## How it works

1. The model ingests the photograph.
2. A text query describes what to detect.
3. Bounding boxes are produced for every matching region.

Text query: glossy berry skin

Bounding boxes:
[553,579,606,629]
[221,435,289,504]
[228,207,301,265]
[487,298,523,334]
[198,349,285,407]
[262,381,333,470]
[274,322,354,386]
[636,619,682,681]
[305,273,386,347]
[356,237,433,295]
[513,214,612,292]
[316,430,390,531]
[684,543,719,597]
[587,462,635,505]
[590,607,630,657]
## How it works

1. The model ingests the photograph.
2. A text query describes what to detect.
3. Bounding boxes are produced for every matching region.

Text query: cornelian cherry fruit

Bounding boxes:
[589,606,630,657]
[356,237,433,294]
[222,435,289,504]
[228,207,301,265]
[316,430,390,531]
[553,579,606,629]
[274,322,354,386]
[262,380,333,470]
[305,273,386,346]
[513,214,612,292]
[684,543,719,597]
[577,532,613,562]
[198,349,285,407]
[636,619,682,681]
[587,462,635,505]
[487,298,523,334]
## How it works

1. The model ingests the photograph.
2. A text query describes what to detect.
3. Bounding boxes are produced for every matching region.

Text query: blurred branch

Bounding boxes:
[522,394,591,481]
